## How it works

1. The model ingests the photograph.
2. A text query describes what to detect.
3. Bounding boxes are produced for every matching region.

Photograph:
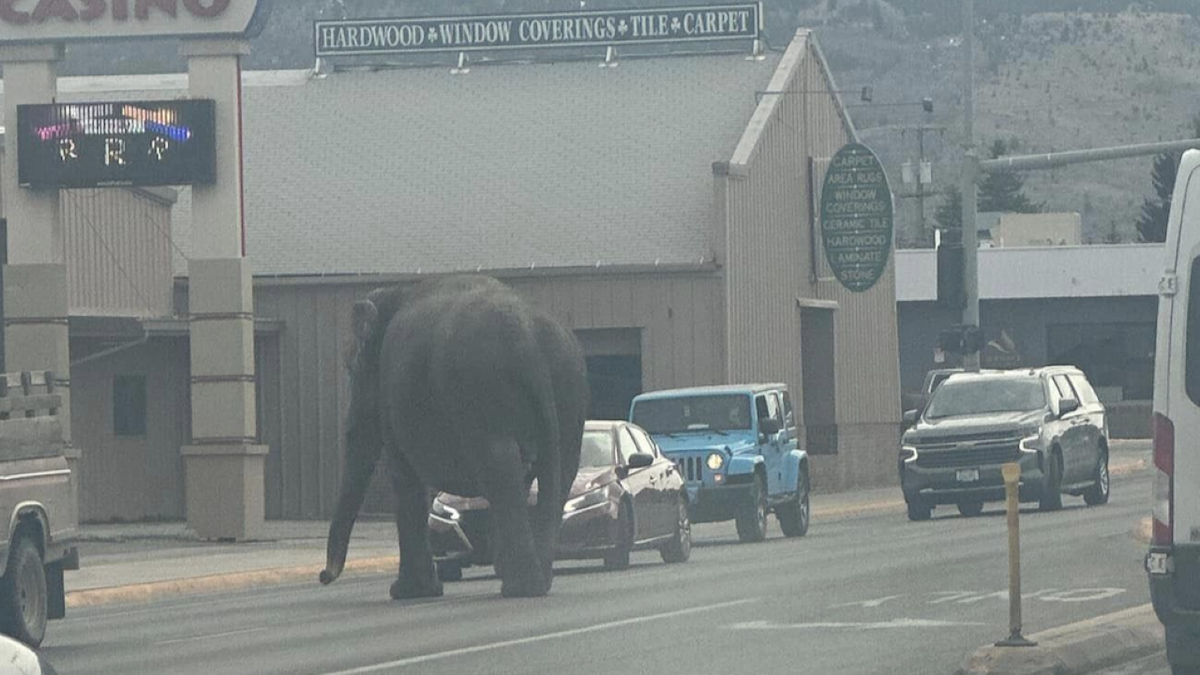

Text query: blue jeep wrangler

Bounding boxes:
[629,384,810,542]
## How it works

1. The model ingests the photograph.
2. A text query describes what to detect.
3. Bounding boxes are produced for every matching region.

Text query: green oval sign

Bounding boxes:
[819,143,894,293]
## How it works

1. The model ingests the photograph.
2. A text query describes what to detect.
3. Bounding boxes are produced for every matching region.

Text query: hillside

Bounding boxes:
[36,1,1200,244]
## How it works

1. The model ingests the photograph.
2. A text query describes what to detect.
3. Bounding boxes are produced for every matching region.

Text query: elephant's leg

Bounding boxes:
[476,437,548,598]
[530,450,563,586]
[385,453,443,600]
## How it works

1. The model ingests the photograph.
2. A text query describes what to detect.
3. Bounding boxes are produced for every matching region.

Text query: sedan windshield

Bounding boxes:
[579,430,615,468]
[632,395,752,434]
[924,377,1046,419]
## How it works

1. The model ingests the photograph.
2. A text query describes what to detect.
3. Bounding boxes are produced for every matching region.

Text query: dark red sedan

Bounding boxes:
[428,420,691,580]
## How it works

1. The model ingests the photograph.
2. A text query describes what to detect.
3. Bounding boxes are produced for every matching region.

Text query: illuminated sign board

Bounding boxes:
[0,0,271,44]
[17,99,217,188]
[314,3,762,57]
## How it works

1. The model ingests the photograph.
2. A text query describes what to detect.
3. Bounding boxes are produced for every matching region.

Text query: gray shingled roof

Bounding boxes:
[3,50,784,276]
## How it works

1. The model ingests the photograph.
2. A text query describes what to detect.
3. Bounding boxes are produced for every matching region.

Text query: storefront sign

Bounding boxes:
[314,3,761,57]
[0,0,270,43]
[17,99,217,188]
[819,143,894,293]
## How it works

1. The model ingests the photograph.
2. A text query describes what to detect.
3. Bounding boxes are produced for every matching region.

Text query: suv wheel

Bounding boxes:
[736,474,768,543]
[777,470,810,537]
[660,496,691,564]
[1039,450,1064,512]
[0,536,47,648]
[1083,446,1110,506]
[906,500,932,522]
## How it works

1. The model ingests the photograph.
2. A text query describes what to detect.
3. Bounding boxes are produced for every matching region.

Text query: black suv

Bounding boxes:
[900,366,1110,521]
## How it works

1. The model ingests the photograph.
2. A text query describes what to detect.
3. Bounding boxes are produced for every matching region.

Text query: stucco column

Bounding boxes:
[180,38,266,541]
[0,44,77,485]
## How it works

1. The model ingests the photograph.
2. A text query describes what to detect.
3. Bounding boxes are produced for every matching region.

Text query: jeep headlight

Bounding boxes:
[706,452,725,471]
[1019,434,1041,453]
[432,498,460,522]
[564,486,608,513]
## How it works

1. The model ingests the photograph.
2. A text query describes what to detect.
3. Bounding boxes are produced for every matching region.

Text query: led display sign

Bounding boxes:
[17,99,216,188]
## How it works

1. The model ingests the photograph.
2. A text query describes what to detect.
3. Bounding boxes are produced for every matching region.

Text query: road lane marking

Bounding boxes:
[1038,588,1125,602]
[729,618,987,630]
[831,595,906,608]
[154,626,270,646]
[316,598,757,674]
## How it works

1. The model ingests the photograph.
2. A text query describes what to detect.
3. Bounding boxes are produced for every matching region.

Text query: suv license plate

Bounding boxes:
[956,469,980,483]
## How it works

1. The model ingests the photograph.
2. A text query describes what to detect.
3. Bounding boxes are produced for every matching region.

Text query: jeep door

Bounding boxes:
[755,393,785,496]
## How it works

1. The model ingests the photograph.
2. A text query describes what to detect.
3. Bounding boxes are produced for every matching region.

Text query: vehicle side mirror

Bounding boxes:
[627,452,654,470]
[1058,397,1080,416]
[759,418,781,436]
[903,409,918,425]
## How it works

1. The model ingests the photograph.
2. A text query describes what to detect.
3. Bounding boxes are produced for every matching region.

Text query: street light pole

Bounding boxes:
[960,0,981,372]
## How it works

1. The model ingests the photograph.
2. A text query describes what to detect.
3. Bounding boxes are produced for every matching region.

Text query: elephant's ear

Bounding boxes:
[346,299,380,373]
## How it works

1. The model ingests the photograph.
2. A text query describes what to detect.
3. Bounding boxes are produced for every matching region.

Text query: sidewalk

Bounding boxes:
[64,440,1152,609]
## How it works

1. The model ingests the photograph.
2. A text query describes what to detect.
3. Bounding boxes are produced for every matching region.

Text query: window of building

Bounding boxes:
[113,375,147,437]
[1047,322,1155,402]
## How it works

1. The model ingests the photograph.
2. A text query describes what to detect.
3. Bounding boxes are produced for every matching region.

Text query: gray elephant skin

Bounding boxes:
[320,275,589,599]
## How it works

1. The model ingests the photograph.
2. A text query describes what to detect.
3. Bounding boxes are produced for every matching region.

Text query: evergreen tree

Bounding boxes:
[935,184,962,232]
[978,139,1043,213]
[1137,115,1200,242]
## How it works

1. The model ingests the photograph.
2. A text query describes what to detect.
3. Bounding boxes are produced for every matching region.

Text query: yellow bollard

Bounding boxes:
[995,462,1037,648]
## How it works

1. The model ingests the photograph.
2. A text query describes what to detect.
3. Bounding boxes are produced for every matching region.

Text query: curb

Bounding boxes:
[65,556,399,609]
[958,604,1163,675]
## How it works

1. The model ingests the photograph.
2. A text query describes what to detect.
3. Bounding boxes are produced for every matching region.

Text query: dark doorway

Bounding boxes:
[800,308,838,454]
[585,355,643,421]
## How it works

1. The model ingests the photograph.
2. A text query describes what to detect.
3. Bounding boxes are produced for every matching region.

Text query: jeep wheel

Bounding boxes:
[660,497,691,564]
[603,505,633,570]
[957,501,984,518]
[1083,446,1110,506]
[1039,450,1064,512]
[736,474,769,543]
[906,500,932,522]
[777,470,810,537]
[0,536,47,648]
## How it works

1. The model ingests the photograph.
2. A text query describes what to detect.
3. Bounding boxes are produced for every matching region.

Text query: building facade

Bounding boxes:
[6,28,906,522]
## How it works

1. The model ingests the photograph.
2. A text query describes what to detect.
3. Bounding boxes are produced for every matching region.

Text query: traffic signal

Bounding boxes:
[937,232,965,310]
[937,325,984,355]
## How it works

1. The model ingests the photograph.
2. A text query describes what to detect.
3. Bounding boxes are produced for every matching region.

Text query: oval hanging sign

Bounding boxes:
[819,142,894,293]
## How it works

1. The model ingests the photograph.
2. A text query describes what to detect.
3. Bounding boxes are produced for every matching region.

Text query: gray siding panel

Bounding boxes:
[63,189,174,317]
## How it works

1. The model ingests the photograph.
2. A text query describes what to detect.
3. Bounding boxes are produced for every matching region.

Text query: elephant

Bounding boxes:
[319,275,589,599]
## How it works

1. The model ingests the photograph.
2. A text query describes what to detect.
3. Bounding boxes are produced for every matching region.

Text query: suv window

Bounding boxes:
[756,394,781,425]
[1068,374,1100,405]
[1052,374,1078,401]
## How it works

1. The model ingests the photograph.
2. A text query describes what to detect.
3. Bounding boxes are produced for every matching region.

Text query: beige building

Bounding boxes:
[4,28,903,522]
[982,212,1083,247]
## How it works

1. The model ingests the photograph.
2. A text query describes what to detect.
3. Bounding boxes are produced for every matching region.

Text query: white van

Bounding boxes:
[1149,149,1200,674]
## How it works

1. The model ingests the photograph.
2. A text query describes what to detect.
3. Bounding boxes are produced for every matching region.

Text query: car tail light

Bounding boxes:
[1152,412,1174,546]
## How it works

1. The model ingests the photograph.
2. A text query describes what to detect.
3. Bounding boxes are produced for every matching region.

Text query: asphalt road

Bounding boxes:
[44,470,1156,675]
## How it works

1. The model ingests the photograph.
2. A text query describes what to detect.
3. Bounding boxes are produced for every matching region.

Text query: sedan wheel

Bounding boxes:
[736,474,769,543]
[660,498,691,564]
[436,561,464,582]
[1083,448,1110,506]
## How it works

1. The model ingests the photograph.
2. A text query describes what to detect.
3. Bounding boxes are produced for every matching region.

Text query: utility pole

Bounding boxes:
[960,0,980,372]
